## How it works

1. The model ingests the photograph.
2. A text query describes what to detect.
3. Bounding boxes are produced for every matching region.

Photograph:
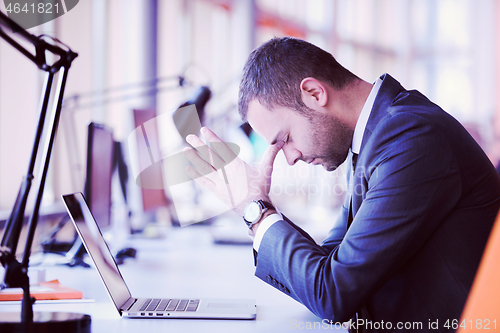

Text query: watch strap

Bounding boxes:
[258,200,274,210]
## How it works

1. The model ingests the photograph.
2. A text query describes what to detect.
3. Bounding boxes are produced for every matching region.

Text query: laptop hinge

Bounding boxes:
[121,297,137,312]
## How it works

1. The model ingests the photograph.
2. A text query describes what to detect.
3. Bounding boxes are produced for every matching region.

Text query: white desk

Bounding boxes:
[0,225,347,332]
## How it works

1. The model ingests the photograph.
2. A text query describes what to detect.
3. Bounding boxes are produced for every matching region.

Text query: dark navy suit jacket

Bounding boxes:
[254,74,500,332]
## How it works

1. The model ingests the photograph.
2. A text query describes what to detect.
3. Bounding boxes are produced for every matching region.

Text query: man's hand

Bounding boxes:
[183,127,283,216]
[248,207,278,237]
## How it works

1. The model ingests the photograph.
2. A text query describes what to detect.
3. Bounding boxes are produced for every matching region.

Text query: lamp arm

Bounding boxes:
[0,11,74,70]
[0,10,78,324]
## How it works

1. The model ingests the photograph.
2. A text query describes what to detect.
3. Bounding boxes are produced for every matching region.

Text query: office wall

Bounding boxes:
[0,28,40,210]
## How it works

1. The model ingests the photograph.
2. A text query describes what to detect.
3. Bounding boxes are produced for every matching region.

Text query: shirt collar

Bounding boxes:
[351,77,383,154]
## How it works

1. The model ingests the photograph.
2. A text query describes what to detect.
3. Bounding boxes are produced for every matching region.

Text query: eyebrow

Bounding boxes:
[270,130,284,145]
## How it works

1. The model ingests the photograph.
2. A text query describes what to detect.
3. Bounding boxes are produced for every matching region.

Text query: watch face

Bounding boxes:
[244,201,261,224]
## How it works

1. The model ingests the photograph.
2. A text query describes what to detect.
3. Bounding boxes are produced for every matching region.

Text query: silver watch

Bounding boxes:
[243,200,274,228]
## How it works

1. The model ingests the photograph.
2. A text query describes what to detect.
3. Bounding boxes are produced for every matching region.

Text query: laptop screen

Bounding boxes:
[62,192,131,311]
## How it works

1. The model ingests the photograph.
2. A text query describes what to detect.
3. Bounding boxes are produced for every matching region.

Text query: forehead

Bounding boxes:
[246,100,289,144]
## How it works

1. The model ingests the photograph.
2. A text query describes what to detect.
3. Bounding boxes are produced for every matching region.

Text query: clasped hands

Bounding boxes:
[182,127,283,235]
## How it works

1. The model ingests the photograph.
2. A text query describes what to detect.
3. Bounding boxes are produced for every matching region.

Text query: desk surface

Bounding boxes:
[0,224,347,332]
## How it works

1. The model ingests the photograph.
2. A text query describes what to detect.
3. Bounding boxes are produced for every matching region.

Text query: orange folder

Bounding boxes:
[0,280,83,301]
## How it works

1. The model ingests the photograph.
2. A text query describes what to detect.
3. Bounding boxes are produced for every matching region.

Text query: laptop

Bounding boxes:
[61,192,256,319]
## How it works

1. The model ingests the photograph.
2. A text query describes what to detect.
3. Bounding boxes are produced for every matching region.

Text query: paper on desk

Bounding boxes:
[0,279,83,301]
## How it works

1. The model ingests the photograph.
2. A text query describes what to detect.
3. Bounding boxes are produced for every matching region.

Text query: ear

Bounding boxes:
[300,77,328,110]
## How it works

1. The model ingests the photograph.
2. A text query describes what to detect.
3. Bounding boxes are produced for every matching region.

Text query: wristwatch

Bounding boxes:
[243,200,274,228]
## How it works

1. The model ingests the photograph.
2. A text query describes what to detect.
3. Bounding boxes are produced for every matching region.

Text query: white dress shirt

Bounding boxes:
[253,77,384,252]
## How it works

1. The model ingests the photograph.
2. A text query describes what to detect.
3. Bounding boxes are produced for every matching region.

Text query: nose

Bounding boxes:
[282,144,302,165]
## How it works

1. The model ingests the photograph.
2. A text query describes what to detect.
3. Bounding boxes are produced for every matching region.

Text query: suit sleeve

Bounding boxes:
[321,189,349,252]
[254,113,462,322]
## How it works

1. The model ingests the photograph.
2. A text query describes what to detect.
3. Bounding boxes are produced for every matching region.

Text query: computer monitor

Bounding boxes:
[84,122,114,230]
[42,123,115,266]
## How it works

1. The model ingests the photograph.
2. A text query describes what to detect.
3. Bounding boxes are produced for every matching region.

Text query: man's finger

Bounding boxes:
[186,134,226,169]
[261,141,284,171]
[183,147,217,176]
[200,127,237,163]
[185,166,216,191]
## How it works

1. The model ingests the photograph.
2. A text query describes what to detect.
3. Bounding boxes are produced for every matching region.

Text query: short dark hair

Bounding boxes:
[238,37,359,121]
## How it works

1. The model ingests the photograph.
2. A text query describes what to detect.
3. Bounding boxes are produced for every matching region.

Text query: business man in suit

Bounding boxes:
[183,37,500,332]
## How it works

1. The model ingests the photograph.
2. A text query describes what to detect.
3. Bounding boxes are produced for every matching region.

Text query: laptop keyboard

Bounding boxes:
[139,298,199,312]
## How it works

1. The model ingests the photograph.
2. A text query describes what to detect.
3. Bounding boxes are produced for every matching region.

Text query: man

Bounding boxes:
[183,37,500,332]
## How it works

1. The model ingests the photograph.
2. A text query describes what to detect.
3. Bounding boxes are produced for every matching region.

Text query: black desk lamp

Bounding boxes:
[0,11,90,332]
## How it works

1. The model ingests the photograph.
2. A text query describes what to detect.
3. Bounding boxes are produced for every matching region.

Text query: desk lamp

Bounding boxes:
[0,11,90,332]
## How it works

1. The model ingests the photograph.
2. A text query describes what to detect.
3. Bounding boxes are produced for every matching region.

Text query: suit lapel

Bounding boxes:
[348,74,406,225]
[359,74,406,154]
